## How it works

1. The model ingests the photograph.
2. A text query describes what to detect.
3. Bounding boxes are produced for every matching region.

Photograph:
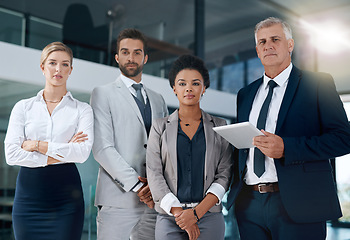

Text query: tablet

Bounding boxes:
[213,122,263,149]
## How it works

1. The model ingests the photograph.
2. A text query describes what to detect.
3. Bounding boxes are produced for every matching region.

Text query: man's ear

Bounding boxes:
[288,39,294,53]
[143,54,148,65]
[115,54,119,64]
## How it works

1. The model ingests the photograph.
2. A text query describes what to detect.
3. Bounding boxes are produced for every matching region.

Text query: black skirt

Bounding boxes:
[12,163,84,240]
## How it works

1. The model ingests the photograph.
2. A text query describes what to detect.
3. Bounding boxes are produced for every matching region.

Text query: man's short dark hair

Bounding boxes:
[168,55,210,89]
[116,28,148,55]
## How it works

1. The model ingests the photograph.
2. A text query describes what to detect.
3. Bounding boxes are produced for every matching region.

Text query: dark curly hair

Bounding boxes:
[168,55,210,89]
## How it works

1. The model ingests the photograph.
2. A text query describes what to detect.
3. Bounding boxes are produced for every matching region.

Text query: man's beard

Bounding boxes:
[119,62,143,78]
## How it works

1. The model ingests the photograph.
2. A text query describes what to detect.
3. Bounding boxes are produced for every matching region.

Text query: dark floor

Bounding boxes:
[79,225,350,240]
[1,224,350,240]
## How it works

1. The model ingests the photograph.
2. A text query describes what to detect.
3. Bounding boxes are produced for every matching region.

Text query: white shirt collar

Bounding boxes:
[263,63,293,89]
[120,73,144,88]
[35,89,74,102]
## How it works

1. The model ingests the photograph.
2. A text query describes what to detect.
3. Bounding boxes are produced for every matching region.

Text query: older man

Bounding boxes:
[227,17,350,240]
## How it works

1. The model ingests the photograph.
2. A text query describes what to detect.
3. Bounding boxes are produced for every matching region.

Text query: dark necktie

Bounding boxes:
[254,80,278,177]
[132,83,145,105]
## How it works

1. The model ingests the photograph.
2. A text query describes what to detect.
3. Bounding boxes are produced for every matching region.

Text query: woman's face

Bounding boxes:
[41,51,72,88]
[173,69,206,107]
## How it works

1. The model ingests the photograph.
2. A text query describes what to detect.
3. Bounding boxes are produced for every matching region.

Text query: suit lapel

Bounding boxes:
[275,66,301,134]
[166,110,179,190]
[144,86,156,119]
[202,111,216,191]
[115,77,145,127]
[240,78,263,122]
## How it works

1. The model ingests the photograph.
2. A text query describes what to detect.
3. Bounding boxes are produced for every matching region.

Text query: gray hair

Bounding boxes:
[254,17,293,45]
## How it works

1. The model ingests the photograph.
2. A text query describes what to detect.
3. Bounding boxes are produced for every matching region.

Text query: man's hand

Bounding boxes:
[137,176,154,209]
[253,130,284,159]
[174,209,197,230]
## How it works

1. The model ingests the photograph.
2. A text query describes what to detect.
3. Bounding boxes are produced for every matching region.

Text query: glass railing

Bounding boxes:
[27,16,63,50]
[0,6,264,92]
[0,7,25,46]
[0,6,110,66]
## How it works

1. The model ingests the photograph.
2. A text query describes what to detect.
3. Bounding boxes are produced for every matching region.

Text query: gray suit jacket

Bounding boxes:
[91,76,168,208]
[146,110,233,214]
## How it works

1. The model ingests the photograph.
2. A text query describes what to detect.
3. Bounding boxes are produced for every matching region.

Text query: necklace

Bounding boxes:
[179,119,201,127]
[44,97,62,103]
[179,111,202,127]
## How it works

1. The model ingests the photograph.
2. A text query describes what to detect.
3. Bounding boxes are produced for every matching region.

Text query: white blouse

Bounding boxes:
[4,90,94,168]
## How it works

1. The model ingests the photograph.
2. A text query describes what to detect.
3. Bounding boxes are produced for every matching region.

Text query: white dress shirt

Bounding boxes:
[5,90,94,168]
[244,63,292,185]
[120,73,148,104]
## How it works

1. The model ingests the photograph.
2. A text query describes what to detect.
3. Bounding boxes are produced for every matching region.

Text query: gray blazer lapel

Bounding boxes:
[144,86,157,119]
[202,111,216,192]
[166,110,179,193]
[115,77,145,127]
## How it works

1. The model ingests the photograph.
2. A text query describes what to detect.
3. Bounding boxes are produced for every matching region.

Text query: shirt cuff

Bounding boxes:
[32,152,48,167]
[206,183,225,205]
[39,154,49,167]
[160,192,182,216]
[46,142,65,161]
[131,181,144,192]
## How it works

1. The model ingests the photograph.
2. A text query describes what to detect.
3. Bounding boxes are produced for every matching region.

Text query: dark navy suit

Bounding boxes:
[227,66,350,231]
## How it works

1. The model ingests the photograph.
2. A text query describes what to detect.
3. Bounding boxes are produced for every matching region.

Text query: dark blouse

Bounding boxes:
[177,119,206,203]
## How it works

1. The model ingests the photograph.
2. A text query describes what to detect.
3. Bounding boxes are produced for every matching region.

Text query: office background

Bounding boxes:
[0,0,350,239]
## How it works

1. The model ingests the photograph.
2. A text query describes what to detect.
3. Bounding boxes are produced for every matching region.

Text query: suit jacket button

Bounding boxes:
[144,144,147,148]
[143,163,146,167]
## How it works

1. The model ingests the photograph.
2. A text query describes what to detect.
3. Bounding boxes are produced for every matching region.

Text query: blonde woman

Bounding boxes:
[4,42,93,240]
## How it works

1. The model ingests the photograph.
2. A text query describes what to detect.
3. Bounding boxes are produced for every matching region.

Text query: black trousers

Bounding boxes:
[235,186,326,240]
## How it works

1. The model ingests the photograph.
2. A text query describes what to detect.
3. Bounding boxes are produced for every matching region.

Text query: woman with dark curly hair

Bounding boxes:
[146,54,233,240]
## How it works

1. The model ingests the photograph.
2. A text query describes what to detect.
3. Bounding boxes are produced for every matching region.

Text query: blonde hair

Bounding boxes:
[40,42,73,66]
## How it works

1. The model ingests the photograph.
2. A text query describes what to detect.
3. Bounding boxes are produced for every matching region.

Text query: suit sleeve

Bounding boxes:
[90,87,139,192]
[146,119,173,206]
[283,73,350,165]
[210,119,234,191]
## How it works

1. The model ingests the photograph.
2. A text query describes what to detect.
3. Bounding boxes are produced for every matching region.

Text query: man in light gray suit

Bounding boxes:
[90,28,168,240]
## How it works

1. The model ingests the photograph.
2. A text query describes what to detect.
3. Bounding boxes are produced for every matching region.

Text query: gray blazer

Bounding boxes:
[146,110,233,214]
[91,76,168,208]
